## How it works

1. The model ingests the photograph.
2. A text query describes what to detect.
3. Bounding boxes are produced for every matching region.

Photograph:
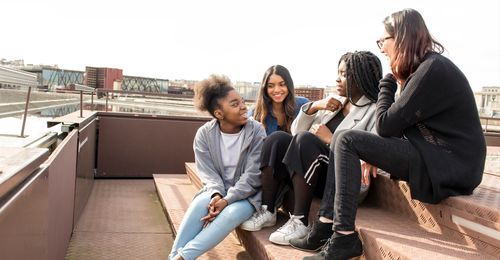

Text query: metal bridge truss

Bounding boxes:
[42,69,84,88]
[27,68,169,93]
[122,76,168,92]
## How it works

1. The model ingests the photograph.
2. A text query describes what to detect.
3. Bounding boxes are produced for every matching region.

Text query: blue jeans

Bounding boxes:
[168,191,254,260]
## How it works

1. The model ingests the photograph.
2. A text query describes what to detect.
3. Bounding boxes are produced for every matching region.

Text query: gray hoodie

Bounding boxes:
[193,118,266,211]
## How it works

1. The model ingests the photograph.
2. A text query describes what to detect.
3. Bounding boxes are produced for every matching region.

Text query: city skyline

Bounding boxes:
[1,0,499,91]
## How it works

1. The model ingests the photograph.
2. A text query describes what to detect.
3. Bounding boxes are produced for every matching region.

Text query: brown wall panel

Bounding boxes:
[44,130,78,260]
[97,115,207,177]
[74,120,97,225]
[0,168,49,260]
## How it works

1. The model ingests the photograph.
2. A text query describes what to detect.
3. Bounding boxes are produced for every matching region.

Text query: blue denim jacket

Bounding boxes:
[248,96,309,135]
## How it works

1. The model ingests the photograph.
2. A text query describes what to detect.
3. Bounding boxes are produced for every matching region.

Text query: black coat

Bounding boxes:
[376,52,486,204]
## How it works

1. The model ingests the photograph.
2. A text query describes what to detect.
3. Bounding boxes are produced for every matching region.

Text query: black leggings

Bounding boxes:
[327,129,420,231]
[260,131,329,225]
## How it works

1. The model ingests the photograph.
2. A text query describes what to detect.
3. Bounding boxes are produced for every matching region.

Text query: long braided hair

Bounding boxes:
[339,51,382,107]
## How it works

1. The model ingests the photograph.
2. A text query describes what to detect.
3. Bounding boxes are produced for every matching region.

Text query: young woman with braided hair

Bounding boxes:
[240,51,382,247]
[304,9,485,260]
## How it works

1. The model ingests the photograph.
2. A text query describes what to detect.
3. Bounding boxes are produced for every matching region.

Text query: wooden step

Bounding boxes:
[185,162,202,190]
[369,172,500,257]
[186,162,320,222]
[153,174,251,260]
[185,162,500,259]
[357,206,498,259]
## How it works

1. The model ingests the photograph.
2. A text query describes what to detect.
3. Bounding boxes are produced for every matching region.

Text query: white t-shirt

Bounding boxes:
[219,130,243,181]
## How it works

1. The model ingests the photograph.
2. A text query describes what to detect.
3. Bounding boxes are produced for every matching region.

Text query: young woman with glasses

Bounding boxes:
[304,8,486,260]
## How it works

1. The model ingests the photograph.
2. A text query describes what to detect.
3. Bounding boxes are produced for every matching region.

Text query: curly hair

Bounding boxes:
[193,74,234,118]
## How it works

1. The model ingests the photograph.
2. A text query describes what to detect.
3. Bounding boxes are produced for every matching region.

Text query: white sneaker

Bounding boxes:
[269,213,308,245]
[240,205,277,231]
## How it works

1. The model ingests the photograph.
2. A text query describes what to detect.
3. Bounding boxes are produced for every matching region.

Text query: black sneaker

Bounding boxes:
[302,231,363,260]
[290,219,333,252]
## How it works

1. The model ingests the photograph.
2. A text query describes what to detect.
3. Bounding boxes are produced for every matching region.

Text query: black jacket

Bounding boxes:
[376,52,486,204]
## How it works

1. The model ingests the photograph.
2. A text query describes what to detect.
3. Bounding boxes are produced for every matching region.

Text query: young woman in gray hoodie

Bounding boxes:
[169,74,266,260]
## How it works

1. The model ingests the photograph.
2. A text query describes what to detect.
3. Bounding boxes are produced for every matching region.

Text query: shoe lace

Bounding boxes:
[255,212,267,223]
[319,238,331,256]
[277,213,303,233]
[250,209,270,224]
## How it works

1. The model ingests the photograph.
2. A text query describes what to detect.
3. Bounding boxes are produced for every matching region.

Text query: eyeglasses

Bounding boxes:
[376,36,394,49]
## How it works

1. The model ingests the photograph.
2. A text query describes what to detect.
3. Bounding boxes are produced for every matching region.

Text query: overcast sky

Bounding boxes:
[1,0,499,90]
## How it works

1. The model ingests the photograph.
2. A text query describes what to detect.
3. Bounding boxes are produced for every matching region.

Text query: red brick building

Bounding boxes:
[84,66,123,90]
[295,87,324,101]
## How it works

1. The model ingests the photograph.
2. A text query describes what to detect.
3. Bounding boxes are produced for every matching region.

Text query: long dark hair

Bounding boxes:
[340,51,382,106]
[254,65,296,132]
[384,8,444,83]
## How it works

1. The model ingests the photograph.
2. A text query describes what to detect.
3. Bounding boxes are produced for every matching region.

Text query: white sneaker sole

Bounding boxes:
[269,232,308,245]
[269,236,292,245]
[240,220,276,232]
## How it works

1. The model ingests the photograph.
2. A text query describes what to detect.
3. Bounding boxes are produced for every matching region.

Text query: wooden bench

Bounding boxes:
[183,162,500,259]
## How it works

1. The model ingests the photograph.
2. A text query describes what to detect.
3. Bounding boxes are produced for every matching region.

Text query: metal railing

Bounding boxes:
[15,85,498,139]
[17,87,202,137]
[19,87,96,137]
[480,116,500,133]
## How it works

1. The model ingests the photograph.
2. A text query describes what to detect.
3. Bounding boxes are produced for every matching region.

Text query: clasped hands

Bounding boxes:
[200,193,228,228]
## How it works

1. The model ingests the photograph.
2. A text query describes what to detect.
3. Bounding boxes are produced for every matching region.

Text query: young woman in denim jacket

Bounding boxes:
[249,65,309,136]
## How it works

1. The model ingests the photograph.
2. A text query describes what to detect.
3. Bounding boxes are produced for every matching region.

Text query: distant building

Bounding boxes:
[475,86,500,117]
[0,58,25,67]
[84,67,123,90]
[295,87,324,101]
[235,81,260,101]
[323,85,337,98]
[169,79,197,90]
[0,65,38,88]
[167,79,197,95]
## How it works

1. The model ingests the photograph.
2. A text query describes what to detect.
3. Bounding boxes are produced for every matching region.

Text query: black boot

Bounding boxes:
[302,231,363,260]
[290,219,333,252]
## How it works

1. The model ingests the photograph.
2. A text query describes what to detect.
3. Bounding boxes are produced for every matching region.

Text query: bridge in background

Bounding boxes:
[15,66,169,92]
